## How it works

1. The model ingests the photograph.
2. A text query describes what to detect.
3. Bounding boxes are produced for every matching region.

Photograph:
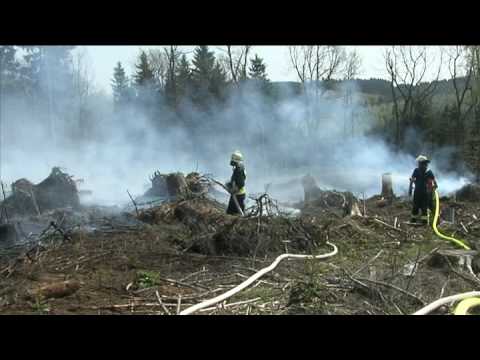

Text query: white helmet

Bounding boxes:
[416,155,430,163]
[231,150,244,163]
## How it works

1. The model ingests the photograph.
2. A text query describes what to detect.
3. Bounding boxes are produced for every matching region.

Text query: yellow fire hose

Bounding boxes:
[432,189,470,250]
[412,191,479,315]
[453,297,480,315]
[413,291,480,315]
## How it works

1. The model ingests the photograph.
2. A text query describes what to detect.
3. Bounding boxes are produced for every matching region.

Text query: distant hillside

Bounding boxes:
[269,77,467,103]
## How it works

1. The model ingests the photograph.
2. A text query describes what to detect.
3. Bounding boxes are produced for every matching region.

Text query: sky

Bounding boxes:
[81,46,446,95]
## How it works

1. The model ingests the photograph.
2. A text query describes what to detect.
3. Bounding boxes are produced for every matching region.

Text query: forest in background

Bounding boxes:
[1,46,480,189]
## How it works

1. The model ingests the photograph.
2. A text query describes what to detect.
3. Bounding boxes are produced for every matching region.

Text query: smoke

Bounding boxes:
[0,47,472,208]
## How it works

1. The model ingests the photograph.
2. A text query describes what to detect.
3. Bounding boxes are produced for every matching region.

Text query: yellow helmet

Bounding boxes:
[231,150,244,163]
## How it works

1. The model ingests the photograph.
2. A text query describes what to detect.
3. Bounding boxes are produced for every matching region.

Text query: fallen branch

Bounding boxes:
[157,276,209,291]
[199,297,262,313]
[441,255,480,288]
[357,277,426,305]
[352,250,384,277]
[373,218,406,234]
[127,190,139,217]
[155,290,171,315]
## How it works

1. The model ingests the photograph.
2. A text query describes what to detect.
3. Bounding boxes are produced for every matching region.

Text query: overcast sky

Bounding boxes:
[80,46,446,95]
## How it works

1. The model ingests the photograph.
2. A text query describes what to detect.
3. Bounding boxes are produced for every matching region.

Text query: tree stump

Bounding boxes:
[344,192,362,217]
[381,173,394,201]
[166,173,188,199]
[301,175,321,203]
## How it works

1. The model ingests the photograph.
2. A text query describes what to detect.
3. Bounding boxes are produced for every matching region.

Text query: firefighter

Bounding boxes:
[226,150,246,215]
[409,155,438,224]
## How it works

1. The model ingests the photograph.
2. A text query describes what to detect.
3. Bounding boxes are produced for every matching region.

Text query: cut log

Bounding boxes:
[26,280,81,300]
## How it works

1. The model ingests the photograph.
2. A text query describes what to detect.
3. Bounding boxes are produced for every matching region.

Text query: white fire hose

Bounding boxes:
[412,291,480,315]
[180,241,338,315]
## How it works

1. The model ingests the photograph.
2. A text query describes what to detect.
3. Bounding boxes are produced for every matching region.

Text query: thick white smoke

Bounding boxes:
[0,48,471,208]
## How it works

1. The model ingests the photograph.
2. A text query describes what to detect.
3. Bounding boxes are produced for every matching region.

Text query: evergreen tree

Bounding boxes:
[111,62,131,110]
[190,46,227,105]
[176,54,192,99]
[247,54,270,95]
[133,50,159,123]
[209,61,227,99]
[191,46,216,105]
[134,51,154,87]
[248,54,268,81]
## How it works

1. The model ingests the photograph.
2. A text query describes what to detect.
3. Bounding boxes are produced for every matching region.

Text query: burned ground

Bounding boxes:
[1,178,479,315]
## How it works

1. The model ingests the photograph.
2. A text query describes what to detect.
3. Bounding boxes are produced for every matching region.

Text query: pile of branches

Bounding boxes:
[0,220,73,278]
[137,195,326,258]
[246,193,280,217]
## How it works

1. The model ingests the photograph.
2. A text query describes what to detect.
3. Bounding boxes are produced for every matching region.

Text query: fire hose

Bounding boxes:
[412,191,479,315]
[179,242,338,315]
[180,189,473,315]
[412,291,480,315]
[432,189,470,250]
[211,179,244,216]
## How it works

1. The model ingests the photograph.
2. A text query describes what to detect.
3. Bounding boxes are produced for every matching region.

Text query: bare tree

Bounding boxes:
[446,46,475,149]
[343,49,362,137]
[71,48,95,139]
[147,48,168,90]
[344,49,362,81]
[384,46,444,151]
[219,46,252,84]
[288,46,347,135]
[289,46,346,86]
[464,46,480,181]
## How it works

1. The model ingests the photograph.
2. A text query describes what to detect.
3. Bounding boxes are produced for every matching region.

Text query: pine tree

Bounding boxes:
[190,46,227,105]
[134,51,154,87]
[132,50,158,121]
[176,54,192,100]
[248,54,270,95]
[191,46,215,104]
[111,62,131,110]
[248,54,268,81]
[209,61,227,99]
